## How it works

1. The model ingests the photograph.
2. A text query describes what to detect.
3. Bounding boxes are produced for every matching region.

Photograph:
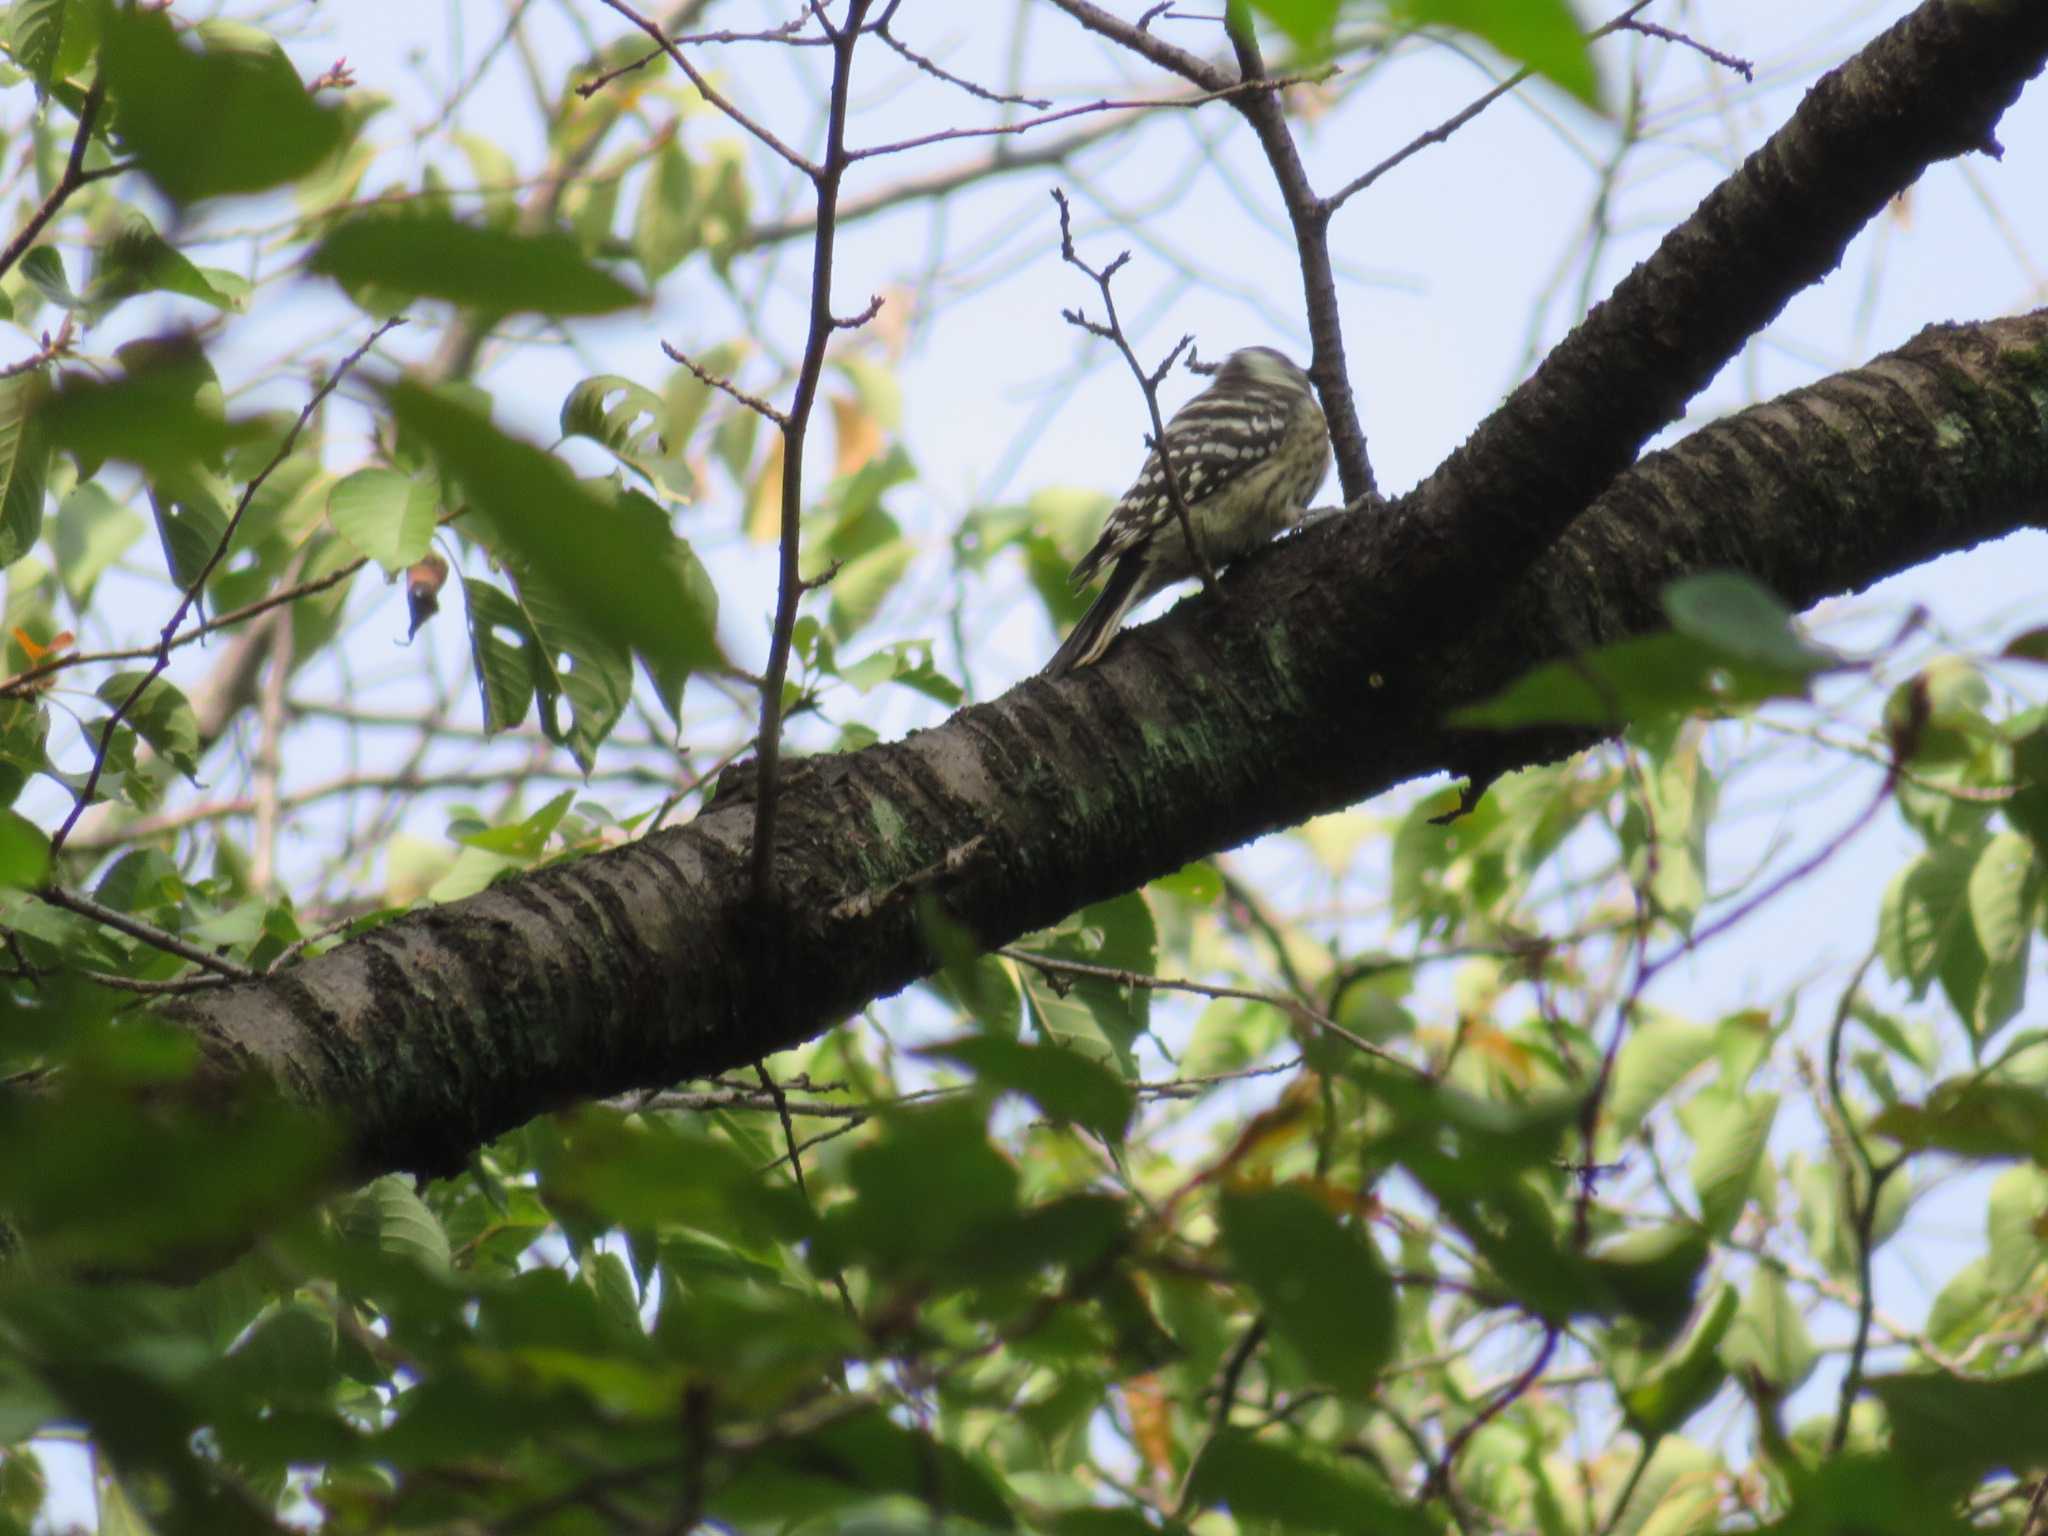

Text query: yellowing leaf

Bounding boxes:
[1121,1373,1175,1490]
[830,393,881,478]
[745,433,785,544]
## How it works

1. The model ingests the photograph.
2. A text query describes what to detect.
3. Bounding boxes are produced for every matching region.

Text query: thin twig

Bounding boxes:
[998,944,1421,1072]
[1324,2,1654,213]
[875,16,1050,108]
[659,342,787,425]
[47,317,406,858]
[1617,18,1753,80]
[1218,8,1376,503]
[747,0,876,903]
[0,315,77,378]
[848,72,1331,161]
[0,76,107,283]
[1050,187,1217,595]
[589,0,818,175]
[34,886,254,980]
[575,13,817,99]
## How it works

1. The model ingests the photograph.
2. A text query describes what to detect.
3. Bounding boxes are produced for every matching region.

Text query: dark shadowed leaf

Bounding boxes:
[923,1036,1134,1141]
[1184,1431,1434,1535]
[1871,1080,2048,1165]
[1872,1366,2048,1482]
[312,214,643,316]
[95,673,200,781]
[391,382,719,710]
[832,1101,1019,1273]
[1454,630,1822,731]
[730,1409,1014,1529]
[102,11,348,203]
[11,0,101,87]
[1217,1185,1395,1394]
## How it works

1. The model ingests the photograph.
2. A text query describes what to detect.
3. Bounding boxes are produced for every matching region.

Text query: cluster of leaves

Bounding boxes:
[0,1,2042,1534]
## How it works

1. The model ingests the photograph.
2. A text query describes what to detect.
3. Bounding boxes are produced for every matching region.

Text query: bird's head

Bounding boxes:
[1216,345,1312,393]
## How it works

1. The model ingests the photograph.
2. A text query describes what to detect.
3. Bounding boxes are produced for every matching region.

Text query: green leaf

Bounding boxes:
[311,213,643,316]
[1878,836,1986,1010]
[507,562,634,772]
[456,790,575,860]
[0,375,50,567]
[1719,1265,1816,1393]
[1967,831,2036,1035]
[335,1174,453,1273]
[1604,1014,1715,1147]
[2008,725,2048,852]
[1617,1280,1736,1439]
[1985,1164,2048,1290]
[327,468,438,575]
[461,575,545,735]
[922,1036,1134,1141]
[1871,1080,2048,1165]
[390,382,720,708]
[1872,1365,2048,1482]
[0,808,51,887]
[1243,0,1340,49]
[1184,1431,1433,1536]
[1453,629,1820,731]
[1687,1089,1777,1239]
[633,138,700,280]
[45,336,246,483]
[11,0,101,86]
[837,1101,1019,1273]
[1393,0,1602,110]
[1217,1185,1395,1395]
[89,210,248,315]
[102,12,349,203]
[919,897,1021,1034]
[95,672,201,780]
[1662,571,1839,675]
[20,246,83,310]
[828,536,914,642]
[52,482,143,609]
[559,374,692,501]
[1015,894,1157,1076]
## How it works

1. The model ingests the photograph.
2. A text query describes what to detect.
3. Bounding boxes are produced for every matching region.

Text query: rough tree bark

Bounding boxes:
[161,0,2048,1184]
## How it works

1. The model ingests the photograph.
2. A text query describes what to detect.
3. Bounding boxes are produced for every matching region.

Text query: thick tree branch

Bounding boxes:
[160,310,2048,1182]
[1401,0,2047,619]
[140,2,2048,1189]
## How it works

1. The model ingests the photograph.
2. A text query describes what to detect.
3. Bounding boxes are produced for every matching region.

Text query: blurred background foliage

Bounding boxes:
[0,0,2044,1532]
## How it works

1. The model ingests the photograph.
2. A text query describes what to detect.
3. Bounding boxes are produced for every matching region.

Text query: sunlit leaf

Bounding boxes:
[1392,0,1602,109]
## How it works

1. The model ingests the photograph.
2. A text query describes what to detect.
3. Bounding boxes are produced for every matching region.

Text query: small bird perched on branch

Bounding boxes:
[1043,345,1330,676]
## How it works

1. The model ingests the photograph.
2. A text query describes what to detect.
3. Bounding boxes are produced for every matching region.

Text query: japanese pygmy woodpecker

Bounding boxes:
[1043,345,1330,676]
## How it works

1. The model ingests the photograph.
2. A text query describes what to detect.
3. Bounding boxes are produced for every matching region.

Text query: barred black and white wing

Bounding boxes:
[1070,355,1306,587]
[1045,347,1330,676]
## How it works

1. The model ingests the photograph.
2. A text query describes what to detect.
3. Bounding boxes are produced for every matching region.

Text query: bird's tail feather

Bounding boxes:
[1043,558,1145,677]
